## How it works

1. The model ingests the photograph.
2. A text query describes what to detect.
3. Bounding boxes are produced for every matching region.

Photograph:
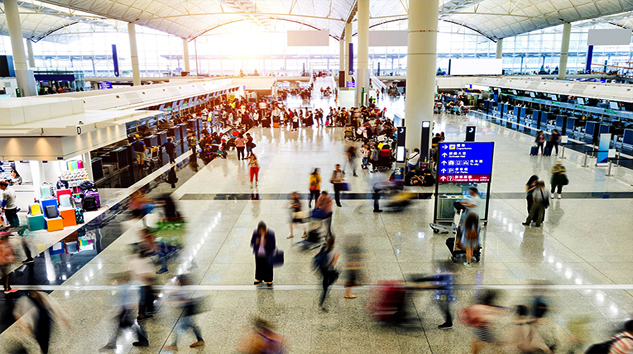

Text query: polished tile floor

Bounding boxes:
[1,99,633,354]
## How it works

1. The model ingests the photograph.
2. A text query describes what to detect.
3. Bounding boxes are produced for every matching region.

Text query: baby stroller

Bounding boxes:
[344,126,356,141]
[375,149,394,172]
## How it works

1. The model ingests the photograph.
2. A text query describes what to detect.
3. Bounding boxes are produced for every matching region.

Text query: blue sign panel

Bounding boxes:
[438,142,495,183]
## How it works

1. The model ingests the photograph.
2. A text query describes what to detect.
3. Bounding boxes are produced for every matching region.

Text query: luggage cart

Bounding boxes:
[445,233,482,263]
[429,208,463,235]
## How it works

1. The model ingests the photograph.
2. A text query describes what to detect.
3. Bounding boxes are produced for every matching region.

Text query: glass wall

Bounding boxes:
[0,16,632,79]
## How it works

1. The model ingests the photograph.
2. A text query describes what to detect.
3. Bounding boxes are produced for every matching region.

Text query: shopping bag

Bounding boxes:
[272,250,284,267]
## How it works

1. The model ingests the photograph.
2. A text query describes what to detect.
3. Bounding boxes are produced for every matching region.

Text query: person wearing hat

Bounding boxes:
[550,160,567,199]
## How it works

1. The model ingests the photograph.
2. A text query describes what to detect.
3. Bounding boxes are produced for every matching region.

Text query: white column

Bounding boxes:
[404,0,439,152]
[26,39,35,68]
[194,38,199,76]
[183,38,190,73]
[344,22,352,85]
[127,22,141,86]
[339,37,345,87]
[558,22,572,79]
[356,0,370,106]
[496,38,503,59]
[5,0,36,96]
[82,152,94,181]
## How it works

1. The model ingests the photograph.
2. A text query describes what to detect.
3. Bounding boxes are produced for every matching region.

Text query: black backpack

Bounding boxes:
[45,205,59,219]
[83,196,97,211]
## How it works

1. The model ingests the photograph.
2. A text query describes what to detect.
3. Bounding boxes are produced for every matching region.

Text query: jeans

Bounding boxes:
[362,157,369,167]
[552,142,559,155]
[525,202,545,225]
[537,143,544,154]
[139,286,155,316]
[171,316,203,347]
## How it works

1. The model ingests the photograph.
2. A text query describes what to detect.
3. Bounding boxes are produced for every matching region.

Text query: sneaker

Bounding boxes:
[156,268,168,274]
[373,209,383,213]
[463,262,472,268]
[190,341,205,348]
[438,323,453,330]
[164,345,178,350]
[550,194,555,199]
[522,222,530,226]
[557,194,562,199]
[99,345,117,351]
[4,288,18,294]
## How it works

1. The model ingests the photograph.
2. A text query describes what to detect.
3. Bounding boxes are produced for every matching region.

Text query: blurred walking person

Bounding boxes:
[525,175,539,214]
[249,154,260,188]
[129,248,156,320]
[410,261,456,329]
[250,221,276,287]
[308,168,321,208]
[461,213,480,267]
[0,232,17,294]
[287,192,306,239]
[164,275,205,350]
[101,272,149,350]
[330,164,346,207]
[343,238,364,299]
[14,290,71,353]
[469,291,504,354]
[523,181,549,227]
[236,134,246,160]
[314,237,339,312]
[550,160,567,199]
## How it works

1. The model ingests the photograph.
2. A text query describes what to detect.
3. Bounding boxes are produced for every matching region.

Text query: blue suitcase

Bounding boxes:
[530,146,538,156]
[544,147,551,156]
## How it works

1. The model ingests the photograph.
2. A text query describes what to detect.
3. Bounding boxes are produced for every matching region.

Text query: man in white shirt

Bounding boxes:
[407,148,421,173]
[0,180,19,227]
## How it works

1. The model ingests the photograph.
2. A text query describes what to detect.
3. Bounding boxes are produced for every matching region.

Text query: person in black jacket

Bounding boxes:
[250,221,277,287]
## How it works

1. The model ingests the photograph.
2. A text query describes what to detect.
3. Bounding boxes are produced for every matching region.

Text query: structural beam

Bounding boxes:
[356,0,370,106]
[183,38,191,73]
[26,39,35,68]
[4,0,37,96]
[404,0,439,153]
[127,22,141,86]
[558,22,571,80]
[496,38,503,59]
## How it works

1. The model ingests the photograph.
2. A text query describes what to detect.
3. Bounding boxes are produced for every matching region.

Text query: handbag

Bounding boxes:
[272,250,284,267]
[540,190,549,209]
[339,182,350,191]
[561,174,569,185]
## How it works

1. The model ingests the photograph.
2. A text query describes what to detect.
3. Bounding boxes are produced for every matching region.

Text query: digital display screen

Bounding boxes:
[610,101,619,110]
[396,146,406,163]
[529,92,536,98]
[577,98,585,105]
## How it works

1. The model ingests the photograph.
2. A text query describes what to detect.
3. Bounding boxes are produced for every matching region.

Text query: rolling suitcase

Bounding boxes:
[75,208,84,224]
[530,146,538,156]
[83,191,100,211]
[544,146,551,156]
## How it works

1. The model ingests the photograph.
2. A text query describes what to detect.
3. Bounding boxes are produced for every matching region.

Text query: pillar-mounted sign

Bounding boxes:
[396,127,406,163]
[348,43,354,76]
[465,126,476,141]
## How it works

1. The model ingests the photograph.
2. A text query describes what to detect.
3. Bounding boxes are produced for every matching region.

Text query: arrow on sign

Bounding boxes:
[441,168,446,173]
[442,153,447,157]
[440,176,446,181]
[441,161,447,165]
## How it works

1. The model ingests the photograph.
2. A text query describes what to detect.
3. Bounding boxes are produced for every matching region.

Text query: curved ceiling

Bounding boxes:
[2,0,633,42]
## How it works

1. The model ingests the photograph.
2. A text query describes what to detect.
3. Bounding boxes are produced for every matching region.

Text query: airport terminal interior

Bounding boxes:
[2,1,633,353]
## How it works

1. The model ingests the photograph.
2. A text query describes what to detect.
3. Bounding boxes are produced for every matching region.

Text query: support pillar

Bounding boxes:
[82,152,94,182]
[339,37,345,87]
[127,22,141,86]
[5,0,37,96]
[496,38,503,59]
[344,22,352,85]
[26,39,35,68]
[183,38,190,74]
[356,0,370,106]
[585,45,594,74]
[404,0,439,153]
[558,22,571,79]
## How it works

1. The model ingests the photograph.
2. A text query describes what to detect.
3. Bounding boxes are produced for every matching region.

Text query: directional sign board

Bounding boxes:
[438,142,494,183]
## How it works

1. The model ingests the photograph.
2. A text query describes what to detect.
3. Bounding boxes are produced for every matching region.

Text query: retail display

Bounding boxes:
[41,183,54,199]
[59,208,77,227]
[61,168,89,187]
[45,205,59,219]
[27,215,46,231]
[45,217,64,232]
[83,191,100,211]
